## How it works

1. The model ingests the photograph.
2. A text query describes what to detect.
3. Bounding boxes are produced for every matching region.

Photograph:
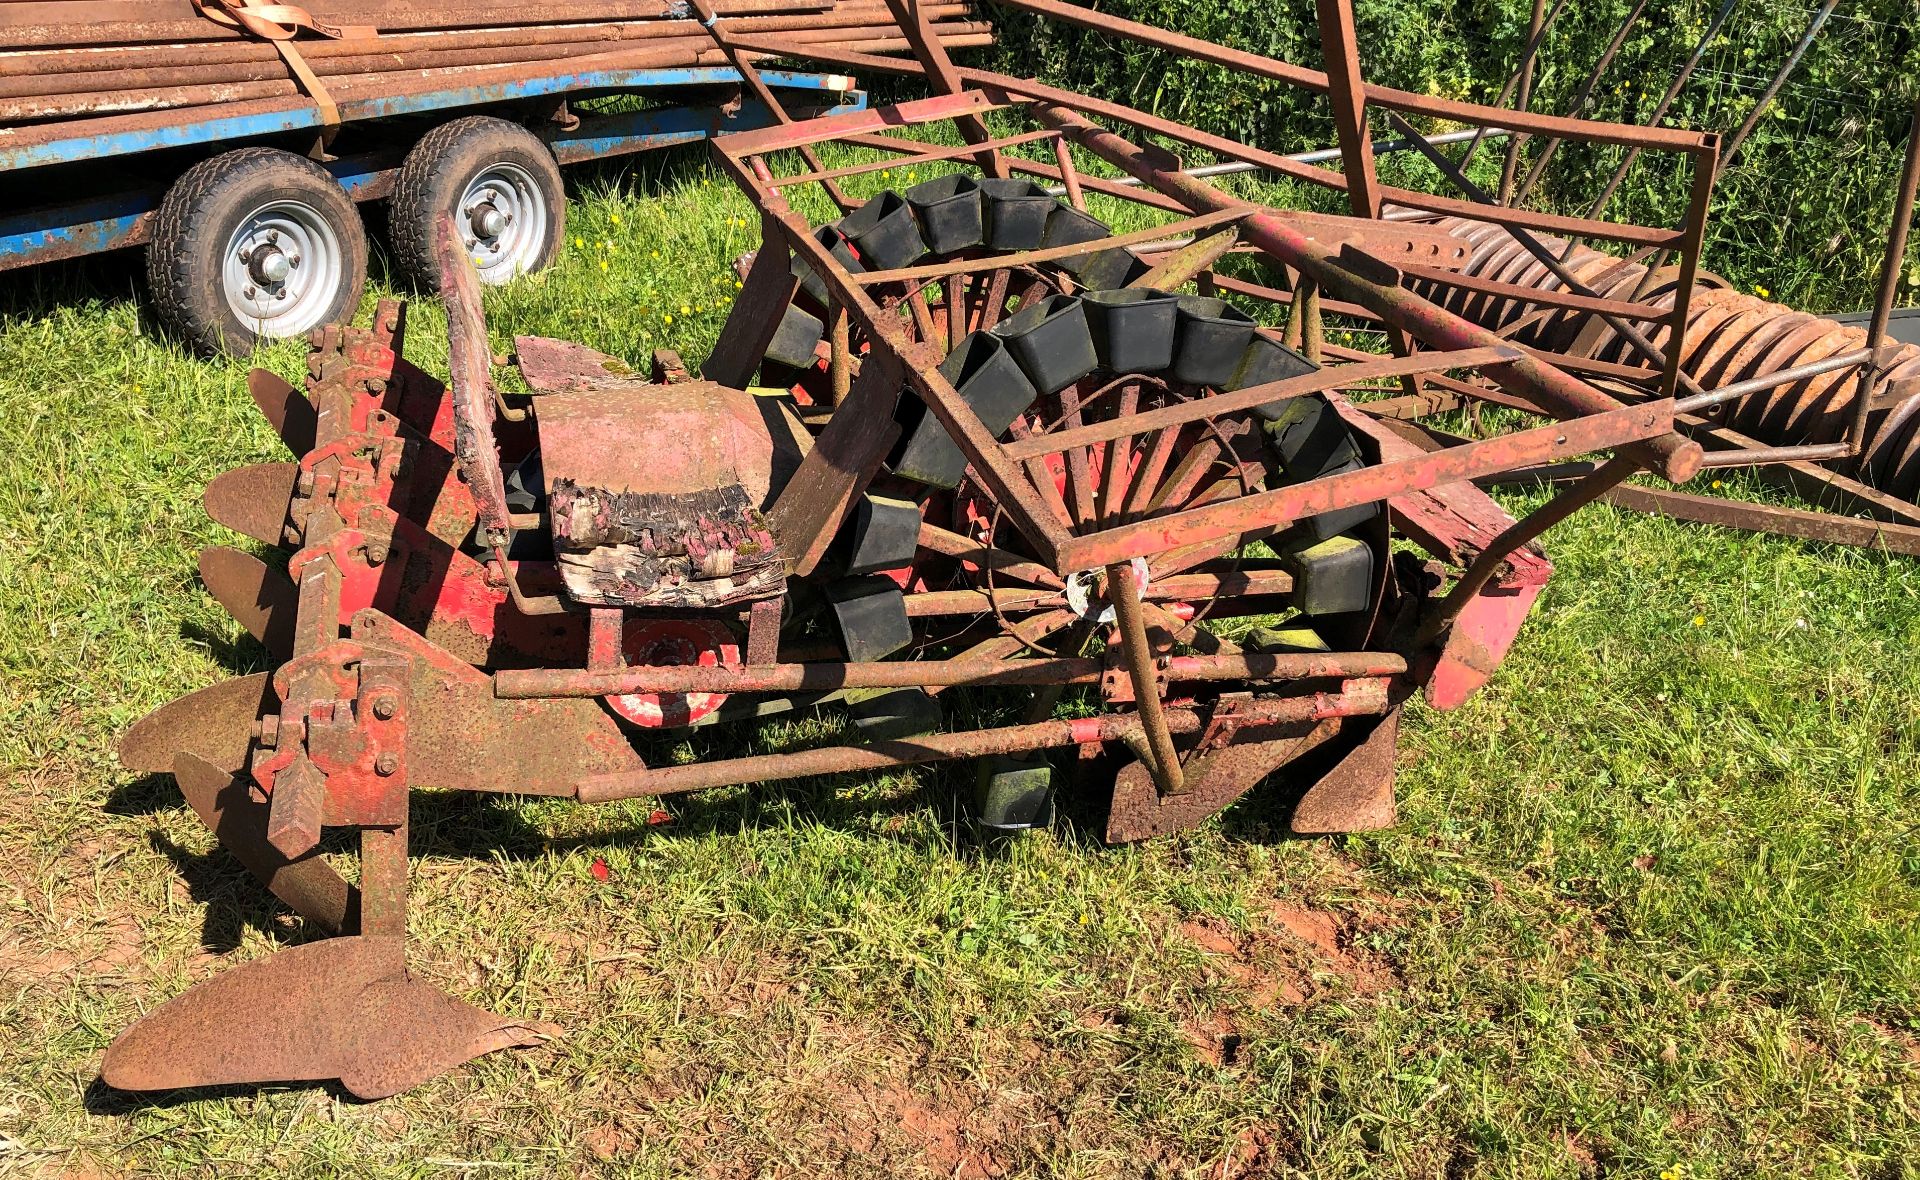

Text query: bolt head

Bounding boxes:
[371,693,398,720]
[374,751,399,776]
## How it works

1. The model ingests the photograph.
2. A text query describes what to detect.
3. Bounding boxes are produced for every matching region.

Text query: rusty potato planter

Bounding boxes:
[107,0,1920,1100]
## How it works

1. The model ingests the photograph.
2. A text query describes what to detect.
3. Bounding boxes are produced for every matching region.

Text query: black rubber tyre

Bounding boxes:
[146,147,368,356]
[389,116,565,292]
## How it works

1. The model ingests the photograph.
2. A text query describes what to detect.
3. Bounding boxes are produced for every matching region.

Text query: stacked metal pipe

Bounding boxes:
[1413,217,1920,497]
[0,0,989,126]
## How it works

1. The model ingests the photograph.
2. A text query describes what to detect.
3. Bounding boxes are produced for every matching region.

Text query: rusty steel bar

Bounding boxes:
[1055,399,1673,572]
[1497,0,1548,202]
[1675,348,1873,415]
[1508,0,1650,207]
[574,681,1394,801]
[1024,100,1704,485]
[1696,442,1856,469]
[1418,455,1640,645]
[1853,96,1920,456]
[1000,347,1518,460]
[494,649,1409,698]
[1107,559,1183,795]
[1316,0,1381,219]
[902,568,1299,615]
[724,36,1695,252]
[1721,0,1840,167]
[1584,0,1739,220]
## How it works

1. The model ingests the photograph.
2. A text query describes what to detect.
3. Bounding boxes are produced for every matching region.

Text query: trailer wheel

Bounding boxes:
[390,117,565,291]
[147,148,368,356]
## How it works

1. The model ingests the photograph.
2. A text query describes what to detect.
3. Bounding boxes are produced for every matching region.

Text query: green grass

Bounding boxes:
[2,140,1919,1178]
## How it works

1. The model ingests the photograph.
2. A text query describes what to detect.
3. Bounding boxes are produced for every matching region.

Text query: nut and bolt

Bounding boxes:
[370,693,399,720]
[374,751,400,777]
[251,714,280,747]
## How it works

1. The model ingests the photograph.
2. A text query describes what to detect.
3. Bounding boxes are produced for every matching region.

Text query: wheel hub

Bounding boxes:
[468,202,508,241]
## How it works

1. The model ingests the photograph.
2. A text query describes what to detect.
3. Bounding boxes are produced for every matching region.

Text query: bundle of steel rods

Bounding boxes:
[0,0,988,128]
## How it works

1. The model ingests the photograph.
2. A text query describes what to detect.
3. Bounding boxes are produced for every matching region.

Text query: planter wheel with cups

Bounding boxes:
[736,174,1388,837]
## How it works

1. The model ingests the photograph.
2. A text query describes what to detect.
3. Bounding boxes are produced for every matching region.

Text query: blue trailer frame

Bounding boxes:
[0,66,865,273]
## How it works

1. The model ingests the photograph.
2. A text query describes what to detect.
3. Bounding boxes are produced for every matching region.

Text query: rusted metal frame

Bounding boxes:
[851,209,1249,285]
[1515,345,1660,386]
[1028,103,1703,485]
[716,86,1009,155]
[1355,367,1553,420]
[718,152,1075,565]
[1383,109,1716,404]
[1686,418,1920,527]
[1317,0,1426,401]
[1054,385,1101,525]
[988,0,1715,153]
[880,0,1009,178]
[1397,262,1670,323]
[574,682,1393,801]
[1317,0,1382,218]
[496,648,1403,697]
[728,36,1697,255]
[683,0,855,211]
[1659,143,1720,397]
[1852,96,1920,456]
[1416,455,1641,646]
[1508,0,1651,207]
[1207,272,1376,323]
[827,127,1196,214]
[1584,0,1739,220]
[1597,485,1920,558]
[763,127,1060,188]
[1497,0,1549,203]
[1721,0,1840,166]
[1382,189,1685,252]
[1107,559,1184,794]
[1056,399,1672,573]
[1001,346,1517,461]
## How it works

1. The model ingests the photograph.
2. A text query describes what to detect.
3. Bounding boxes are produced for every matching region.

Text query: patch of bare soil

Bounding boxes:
[808,1070,1053,1179]
[0,838,143,986]
[1176,901,1398,1066]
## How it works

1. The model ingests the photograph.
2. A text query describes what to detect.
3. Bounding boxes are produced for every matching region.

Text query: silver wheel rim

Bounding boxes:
[222,199,346,340]
[458,162,548,284]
